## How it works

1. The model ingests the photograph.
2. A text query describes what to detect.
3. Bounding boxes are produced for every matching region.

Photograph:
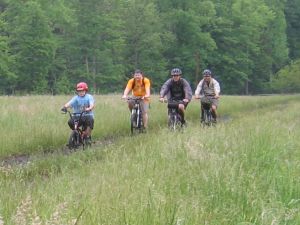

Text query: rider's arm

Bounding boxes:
[63,96,77,109]
[122,79,133,99]
[144,78,151,98]
[85,103,94,111]
[195,80,203,98]
[183,79,193,101]
[159,79,172,98]
[213,79,220,98]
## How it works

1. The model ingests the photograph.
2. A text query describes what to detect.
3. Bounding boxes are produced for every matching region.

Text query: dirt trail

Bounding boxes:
[0,115,232,168]
[0,136,115,168]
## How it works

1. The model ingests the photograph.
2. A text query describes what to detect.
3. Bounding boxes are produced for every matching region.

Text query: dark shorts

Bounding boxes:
[68,115,94,130]
[168,100,189,109]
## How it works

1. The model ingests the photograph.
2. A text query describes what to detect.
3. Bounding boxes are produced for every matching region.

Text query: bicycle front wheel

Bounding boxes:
[202,110,212,127]
[130,112,137,134]
[68,130,80,149]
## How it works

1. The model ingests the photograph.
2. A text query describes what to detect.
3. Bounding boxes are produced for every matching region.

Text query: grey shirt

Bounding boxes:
[160,78,193,101]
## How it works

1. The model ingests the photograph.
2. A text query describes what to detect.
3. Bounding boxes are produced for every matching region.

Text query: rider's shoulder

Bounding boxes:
[143,77,151,83]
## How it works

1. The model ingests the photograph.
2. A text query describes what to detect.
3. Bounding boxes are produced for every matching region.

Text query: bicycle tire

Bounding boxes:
[169,114,179,131]
[202,109,212,127]
[68,130,79,149]
[137,110,144,133]
[130,111,137,134]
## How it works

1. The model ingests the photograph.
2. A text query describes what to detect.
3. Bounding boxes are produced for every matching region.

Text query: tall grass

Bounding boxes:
[0,95,300,224]
[0,94,299,157]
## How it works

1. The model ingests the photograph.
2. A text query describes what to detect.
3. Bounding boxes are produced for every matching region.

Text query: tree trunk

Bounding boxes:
[92,55,97,93]
[245,79,249,95]
[194,51,201,86]
[85,56,89,74]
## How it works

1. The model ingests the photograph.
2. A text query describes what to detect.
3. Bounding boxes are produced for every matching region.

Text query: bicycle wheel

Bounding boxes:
[68,130,80,149]
[168,114,176,131]
[203,109,212,127]
[130,111,137,134]
[137,110,144,133]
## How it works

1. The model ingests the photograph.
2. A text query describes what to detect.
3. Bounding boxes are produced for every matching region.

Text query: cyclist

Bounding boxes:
[159,68,192,125]
[61,82,95,142]
[195,69,220,123]
[122,69,151,129]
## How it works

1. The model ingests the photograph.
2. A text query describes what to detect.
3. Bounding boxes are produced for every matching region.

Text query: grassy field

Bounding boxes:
[0,94,300,224]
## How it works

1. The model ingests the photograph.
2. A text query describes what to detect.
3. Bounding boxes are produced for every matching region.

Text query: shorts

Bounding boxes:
[201,96,218,109]
[128,99,149,113]
[68,115,94,130]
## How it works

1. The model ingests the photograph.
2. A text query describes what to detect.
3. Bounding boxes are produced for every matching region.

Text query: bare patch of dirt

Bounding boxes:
[0,135,116,168]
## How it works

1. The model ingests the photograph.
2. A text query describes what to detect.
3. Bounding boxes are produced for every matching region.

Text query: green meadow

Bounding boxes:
[0,95,300,225]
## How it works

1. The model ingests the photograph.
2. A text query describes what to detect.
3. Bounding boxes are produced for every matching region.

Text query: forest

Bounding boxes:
[0,0,300,95]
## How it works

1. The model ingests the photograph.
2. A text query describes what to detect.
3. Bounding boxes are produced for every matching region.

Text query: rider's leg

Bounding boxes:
[211,105,217,122]
[178,104,185,124]
[82,116,94,139]
[142,112,148,129]
[141,101,149,129]
[128,100,134,112]
[201,104,204,122]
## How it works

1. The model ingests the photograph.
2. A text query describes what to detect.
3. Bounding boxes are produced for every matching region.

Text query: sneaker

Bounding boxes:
[85,136,92,145]
[181,119,187,127]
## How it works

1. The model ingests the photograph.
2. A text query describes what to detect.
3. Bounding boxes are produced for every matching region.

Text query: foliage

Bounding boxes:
[271,59,300,93]
[0,0,299,94]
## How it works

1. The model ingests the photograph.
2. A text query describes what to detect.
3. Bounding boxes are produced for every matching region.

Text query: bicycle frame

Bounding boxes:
[167,100,184,131]
[201,96,214,127]
[127,97,144,134]
[63,110,90,150]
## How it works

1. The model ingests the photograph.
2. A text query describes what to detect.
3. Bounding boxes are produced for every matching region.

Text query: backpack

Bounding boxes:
[132,77,145,89]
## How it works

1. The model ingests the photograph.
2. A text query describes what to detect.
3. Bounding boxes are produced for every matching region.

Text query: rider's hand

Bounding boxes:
[183,99,189,103]
[61,107,67,113]
[122,95,127,100]
[215,94,220,99]
[159,97,164,103]
[195,95,200,99]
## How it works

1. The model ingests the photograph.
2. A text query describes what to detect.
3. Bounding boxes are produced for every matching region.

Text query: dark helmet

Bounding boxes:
[203,69,212,76]
[171,68,182,76]
[76,82,88,91]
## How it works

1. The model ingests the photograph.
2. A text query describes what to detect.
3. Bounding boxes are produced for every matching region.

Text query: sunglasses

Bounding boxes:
[172,74,180,77]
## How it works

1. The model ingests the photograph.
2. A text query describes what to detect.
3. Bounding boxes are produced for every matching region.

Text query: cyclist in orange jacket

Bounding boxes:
[122,69,151,129]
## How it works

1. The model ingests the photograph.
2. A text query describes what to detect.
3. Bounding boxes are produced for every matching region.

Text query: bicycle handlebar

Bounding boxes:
[127,96,144,100]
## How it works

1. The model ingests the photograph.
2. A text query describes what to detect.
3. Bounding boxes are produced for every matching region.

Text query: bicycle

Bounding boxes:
[127,97,144,135]
[200,96,214,127]
[166,99,185,131]
[62,110,92,150]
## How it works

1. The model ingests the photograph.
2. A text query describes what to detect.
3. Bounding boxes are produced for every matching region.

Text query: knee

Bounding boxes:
[178,104,185,111]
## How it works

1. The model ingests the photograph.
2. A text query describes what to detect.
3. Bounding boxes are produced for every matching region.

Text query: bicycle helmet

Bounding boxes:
[203,69,212,76]
[171,68,182,76]
[76,82,88,91]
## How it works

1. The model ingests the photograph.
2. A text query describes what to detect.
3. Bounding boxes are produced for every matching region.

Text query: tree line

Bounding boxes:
[0,0,299,95]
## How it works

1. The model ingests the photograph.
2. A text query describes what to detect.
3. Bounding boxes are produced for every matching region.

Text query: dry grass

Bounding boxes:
[9,195,77,225]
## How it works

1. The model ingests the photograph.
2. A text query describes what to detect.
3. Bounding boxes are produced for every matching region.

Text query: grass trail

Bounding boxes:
[0,95,300,224]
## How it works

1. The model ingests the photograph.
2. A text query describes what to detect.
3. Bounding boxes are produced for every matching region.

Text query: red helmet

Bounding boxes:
[76,82,88,91]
